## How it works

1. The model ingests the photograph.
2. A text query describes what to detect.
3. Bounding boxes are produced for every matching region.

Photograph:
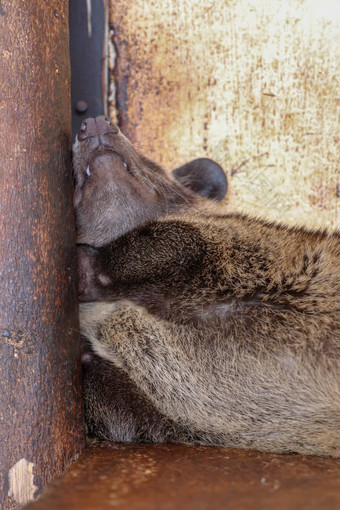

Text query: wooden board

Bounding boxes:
[0,1,84,508]
[26,443,340,510]
[109,0,340,229]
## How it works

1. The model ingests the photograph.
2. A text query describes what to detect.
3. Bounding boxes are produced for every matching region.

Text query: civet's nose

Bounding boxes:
[77,116,119,141]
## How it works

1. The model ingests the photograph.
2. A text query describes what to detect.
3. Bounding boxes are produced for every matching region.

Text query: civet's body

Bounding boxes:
[74,116,340,457]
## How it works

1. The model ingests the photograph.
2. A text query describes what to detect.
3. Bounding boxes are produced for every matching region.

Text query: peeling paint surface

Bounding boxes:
[8,459,38,506]
[109,0,340,228]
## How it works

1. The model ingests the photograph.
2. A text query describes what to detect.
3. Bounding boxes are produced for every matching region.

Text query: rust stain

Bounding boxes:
[1,328,28,349]
[336,182,340,199]
[109,0,340,229]
[27,443,340,510]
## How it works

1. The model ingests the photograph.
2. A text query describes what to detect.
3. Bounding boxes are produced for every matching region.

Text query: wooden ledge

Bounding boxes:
[26,443,340,509]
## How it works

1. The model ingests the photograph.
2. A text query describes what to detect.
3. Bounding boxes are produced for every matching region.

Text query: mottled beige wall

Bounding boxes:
[109,0,340,228]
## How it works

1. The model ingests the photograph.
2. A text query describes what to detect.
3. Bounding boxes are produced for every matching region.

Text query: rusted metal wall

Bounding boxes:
[0,1,85,508]
[109,0,340,229]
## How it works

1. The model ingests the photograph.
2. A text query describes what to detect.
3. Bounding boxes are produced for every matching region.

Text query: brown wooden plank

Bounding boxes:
[0,1,85,508]
[109,0,340,229]
[26,443,340,510]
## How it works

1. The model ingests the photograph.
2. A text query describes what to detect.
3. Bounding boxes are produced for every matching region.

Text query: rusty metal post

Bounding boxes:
[0,1,85,508]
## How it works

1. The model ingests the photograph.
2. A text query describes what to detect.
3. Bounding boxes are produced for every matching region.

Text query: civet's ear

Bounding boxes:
[172,158,228,202]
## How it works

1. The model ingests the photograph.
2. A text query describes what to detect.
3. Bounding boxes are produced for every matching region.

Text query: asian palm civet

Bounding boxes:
[73,116,339,457]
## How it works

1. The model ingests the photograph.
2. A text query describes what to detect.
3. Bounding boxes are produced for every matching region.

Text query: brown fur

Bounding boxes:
[74,116,340,457]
